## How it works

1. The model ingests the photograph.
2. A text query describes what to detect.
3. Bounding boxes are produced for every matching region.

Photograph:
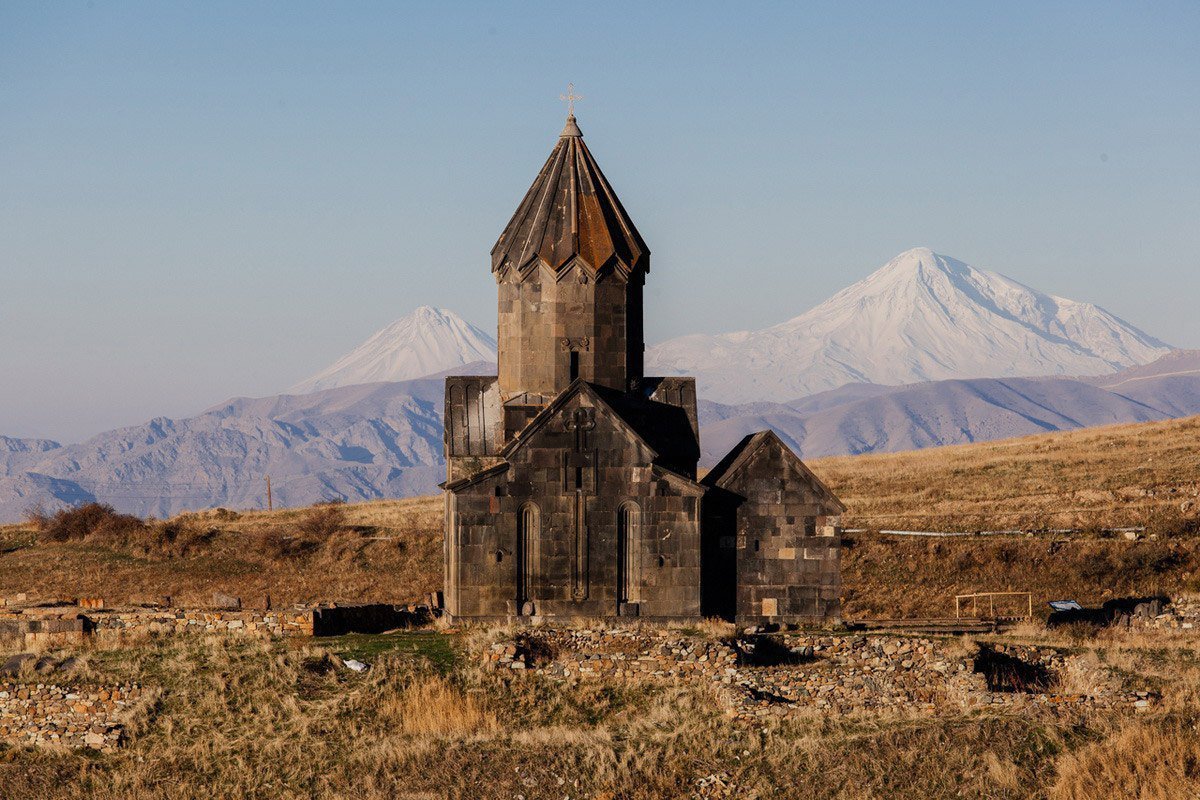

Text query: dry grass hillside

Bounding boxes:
[1,416,1198,616]
[817,414,1200,532]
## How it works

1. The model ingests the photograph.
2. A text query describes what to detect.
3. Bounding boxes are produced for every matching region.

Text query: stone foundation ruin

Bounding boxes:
[483,628,1156,719]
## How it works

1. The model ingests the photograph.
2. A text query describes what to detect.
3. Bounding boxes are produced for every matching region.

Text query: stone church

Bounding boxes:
[442,112,843,625]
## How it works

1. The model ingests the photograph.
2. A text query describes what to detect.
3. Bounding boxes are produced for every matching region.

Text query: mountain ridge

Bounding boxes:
[3,351,1198,523]
[647,248,1172,403]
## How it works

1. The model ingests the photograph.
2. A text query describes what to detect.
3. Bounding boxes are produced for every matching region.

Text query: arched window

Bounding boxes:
[516,503,540,609]
[617,502,641,606]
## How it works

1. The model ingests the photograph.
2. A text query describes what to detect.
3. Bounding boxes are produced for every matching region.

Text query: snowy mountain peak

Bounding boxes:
[289,307,497,394]
[647,248,1173,404]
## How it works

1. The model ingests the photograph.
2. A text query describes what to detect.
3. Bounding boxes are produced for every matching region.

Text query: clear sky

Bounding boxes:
[3,1,1198,442]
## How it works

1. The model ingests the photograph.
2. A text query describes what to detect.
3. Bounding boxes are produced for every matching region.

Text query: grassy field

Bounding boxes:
[816,414,1200,533]
[2,625,1200,799]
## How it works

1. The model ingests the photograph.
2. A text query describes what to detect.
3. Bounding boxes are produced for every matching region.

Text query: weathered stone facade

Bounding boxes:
[443,114,843,622]
[702,431,844,625]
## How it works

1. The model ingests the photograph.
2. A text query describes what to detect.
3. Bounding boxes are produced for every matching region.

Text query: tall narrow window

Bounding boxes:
[516,503,539,609]
[617,502,641,608]
[569,351,580,381]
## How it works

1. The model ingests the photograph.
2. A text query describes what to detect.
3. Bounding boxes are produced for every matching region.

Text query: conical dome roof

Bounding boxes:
[491,116,649,276]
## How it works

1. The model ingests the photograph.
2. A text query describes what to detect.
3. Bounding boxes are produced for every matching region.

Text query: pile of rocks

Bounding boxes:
[1133,595,1200,631]
[486,629,737,679]
[484,629,1153,719]
[0,681,145,750]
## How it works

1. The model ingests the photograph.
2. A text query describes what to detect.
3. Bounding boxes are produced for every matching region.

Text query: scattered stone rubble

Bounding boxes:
[484,628,1156,719]
[1131,595,1200,631]
[0,679,146,751]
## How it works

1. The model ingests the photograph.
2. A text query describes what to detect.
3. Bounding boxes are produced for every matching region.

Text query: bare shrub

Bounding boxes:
[142,520,217,558]
[29,502,145,542]
[297,502,348,539]
[257,527,321,561]
[319,529,368,563]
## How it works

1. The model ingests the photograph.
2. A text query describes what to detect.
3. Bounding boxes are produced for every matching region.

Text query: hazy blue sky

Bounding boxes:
[3,2,1198,442]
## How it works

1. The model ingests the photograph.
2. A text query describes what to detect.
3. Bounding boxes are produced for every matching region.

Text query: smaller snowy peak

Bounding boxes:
[289,306,497,394]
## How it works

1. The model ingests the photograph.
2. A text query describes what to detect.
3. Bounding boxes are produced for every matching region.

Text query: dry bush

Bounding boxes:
[111,519,218,559]
[1051,719,1200,800]
[146,519,217,558]
[255,506,368,566]
[25,503,221,561]
[28,502,145,542]
[297,502,349,539]
[254,526,321,561]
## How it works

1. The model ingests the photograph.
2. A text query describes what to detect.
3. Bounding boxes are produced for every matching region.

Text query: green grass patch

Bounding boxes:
[317,631,460,673]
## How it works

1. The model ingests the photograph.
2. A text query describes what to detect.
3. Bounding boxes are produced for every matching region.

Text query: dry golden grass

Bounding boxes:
[840,533,1200,618]
[809,415,1200,532]
[1051,720,1200,800]
[0,498,443,607]
[374,674,498,736]
[1,622,1198,798]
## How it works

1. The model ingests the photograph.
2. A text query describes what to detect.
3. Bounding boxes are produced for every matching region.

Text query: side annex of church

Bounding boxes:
[442,112,843,625]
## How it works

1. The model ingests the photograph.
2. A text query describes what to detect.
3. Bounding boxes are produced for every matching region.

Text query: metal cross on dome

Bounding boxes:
[560,83,583,116]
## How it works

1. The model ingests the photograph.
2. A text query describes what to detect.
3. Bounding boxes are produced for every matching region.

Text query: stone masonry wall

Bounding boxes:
[484,629,1155,720]
[1132,594,1200,631]
[0,682,145,750]
[89,609,315,637]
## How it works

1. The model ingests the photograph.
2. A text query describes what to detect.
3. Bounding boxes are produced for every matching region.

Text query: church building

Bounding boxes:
[442,110,843,624]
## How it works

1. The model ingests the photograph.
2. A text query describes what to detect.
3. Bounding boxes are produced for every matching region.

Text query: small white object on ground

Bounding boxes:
[343,659,369,672]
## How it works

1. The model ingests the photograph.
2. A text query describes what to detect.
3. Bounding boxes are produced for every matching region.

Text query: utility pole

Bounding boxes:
[266,475,273,512]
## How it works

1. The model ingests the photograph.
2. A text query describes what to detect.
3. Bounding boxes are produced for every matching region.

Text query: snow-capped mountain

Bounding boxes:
[290,306,497,394]
[647,248,1173,404]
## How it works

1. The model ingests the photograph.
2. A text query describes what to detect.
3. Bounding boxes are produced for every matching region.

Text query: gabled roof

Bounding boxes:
[491,115,649,277]
[498,379,656,460]
[702,430,845,512]
[589,383,700,474]
[650,463,707,497]
[441,462,509,492]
